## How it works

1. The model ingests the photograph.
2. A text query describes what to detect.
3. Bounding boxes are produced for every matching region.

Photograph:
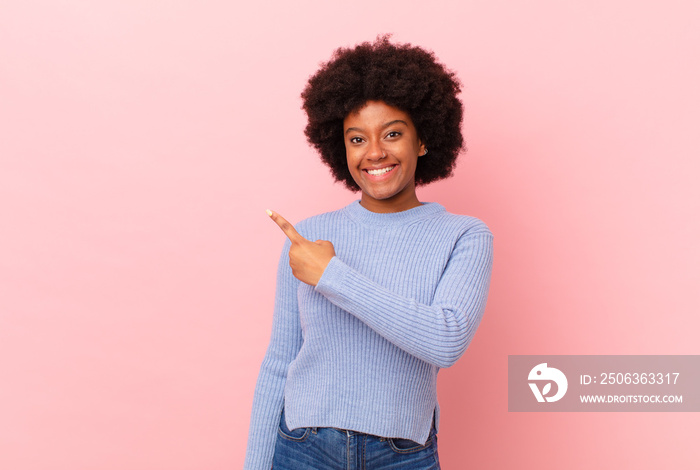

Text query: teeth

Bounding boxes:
[367,166,395,176]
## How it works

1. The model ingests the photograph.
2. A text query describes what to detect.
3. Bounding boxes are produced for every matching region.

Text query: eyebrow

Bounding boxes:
[345,119,408,135]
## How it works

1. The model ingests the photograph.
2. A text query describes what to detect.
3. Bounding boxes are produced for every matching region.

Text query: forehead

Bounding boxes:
[343,100,414,130]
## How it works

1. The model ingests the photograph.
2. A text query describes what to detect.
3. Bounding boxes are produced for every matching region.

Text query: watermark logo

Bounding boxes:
[528,363,568,402]
[510,356,696,412]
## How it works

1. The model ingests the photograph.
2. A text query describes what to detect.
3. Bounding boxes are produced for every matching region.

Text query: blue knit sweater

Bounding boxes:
[244,200,493,469]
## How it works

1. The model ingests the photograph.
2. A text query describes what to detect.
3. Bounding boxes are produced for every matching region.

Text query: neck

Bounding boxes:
[360,192,422,213]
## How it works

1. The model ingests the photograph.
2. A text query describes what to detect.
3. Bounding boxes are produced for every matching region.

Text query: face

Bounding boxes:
[343,101,426,213]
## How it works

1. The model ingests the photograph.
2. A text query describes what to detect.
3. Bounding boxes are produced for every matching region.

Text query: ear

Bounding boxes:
[418,141,427,157]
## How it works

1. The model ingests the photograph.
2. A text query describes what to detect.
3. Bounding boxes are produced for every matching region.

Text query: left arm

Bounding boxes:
[314,230,493,368]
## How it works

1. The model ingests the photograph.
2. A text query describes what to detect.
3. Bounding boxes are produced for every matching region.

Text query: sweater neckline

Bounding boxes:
[343,200,445,227]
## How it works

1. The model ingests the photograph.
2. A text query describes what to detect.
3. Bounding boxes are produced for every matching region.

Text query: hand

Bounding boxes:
[267,210,336,286]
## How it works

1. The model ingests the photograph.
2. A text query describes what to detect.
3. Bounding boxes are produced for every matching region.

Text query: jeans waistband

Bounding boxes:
[326,411,437,436]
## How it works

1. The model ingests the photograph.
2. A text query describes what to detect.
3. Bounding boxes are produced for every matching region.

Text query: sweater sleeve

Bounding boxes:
[244,239,302,470]
[314,230,493,369]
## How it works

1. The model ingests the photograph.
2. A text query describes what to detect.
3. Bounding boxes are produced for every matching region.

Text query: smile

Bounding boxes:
[365,165,397,176]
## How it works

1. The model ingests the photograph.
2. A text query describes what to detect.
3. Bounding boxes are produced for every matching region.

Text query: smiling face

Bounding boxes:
[343,101,426,213]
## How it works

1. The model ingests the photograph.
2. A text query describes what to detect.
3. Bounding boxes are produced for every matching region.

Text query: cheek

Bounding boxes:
[345,155,359,182]
[405,159,419,181]
[345,151,360,171]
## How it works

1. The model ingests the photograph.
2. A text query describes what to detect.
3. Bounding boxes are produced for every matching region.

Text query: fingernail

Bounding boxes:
[266,209,273,217]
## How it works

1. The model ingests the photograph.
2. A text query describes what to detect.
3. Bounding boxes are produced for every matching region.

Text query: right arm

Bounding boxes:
[243,238,302,470]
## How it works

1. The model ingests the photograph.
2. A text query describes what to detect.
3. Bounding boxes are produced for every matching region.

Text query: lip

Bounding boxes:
[362,164,398,182]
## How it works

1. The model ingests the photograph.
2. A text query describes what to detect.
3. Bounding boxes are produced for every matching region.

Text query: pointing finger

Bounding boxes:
[266,209,306,244]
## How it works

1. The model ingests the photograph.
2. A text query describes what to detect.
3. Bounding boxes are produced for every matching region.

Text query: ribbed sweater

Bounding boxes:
[244,200,493,469]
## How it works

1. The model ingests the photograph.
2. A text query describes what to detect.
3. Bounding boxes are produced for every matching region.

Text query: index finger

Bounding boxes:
[266,209,306,243]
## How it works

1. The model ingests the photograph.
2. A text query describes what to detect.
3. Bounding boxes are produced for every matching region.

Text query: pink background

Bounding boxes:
[1,1,698,468]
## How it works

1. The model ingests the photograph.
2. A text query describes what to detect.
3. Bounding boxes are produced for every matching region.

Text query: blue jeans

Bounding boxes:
[272,407,440,469]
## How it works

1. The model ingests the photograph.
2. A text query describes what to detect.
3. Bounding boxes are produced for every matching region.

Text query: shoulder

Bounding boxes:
[292,205,348,239]
[430,205,493,239]
[433,210,493,264]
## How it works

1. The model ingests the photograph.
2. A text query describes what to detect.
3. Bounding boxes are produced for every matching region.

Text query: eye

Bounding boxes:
[349,136,364,144]
[386,131,402,139]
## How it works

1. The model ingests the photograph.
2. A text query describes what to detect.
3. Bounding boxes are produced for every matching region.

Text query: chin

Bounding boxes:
[364,188,399,201]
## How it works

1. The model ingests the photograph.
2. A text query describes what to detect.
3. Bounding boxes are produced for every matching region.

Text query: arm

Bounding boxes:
[314,230,493,369]
[243,239,302,470]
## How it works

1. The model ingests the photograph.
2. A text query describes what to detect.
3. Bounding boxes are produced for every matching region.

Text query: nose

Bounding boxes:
[366,139,385,161]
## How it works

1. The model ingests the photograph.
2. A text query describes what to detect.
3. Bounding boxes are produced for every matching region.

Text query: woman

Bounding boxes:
[244,36,493,470]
